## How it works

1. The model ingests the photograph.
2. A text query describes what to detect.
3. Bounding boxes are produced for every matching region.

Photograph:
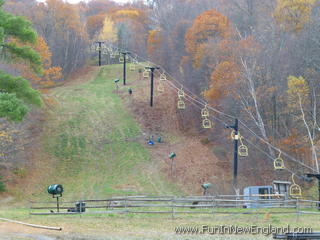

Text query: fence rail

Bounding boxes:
[30,195,320,216]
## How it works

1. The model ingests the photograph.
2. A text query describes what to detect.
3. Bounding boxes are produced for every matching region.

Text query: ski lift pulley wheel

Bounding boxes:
[202,118,212,129]
[230,130,240,140]
[231,130,236,140]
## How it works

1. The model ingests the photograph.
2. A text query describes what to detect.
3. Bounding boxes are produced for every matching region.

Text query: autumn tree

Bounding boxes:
[0,0,42,121]
[87,13,106,38]
[86,0,115,17]
[99,16,117,43]
[110,7,149,55]
[147,29,162,60]
[287,76,310,110]
[185,9,232,68]
[204,60,240,102]
[185,9,240,105]
[31,0,88,76]
[274,0,316,32]
[286,75,319,171]
[15,36,62,88]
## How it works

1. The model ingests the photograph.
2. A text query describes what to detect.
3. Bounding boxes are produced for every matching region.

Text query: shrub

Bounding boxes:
[200,138,210,145]
[0,175,6,193]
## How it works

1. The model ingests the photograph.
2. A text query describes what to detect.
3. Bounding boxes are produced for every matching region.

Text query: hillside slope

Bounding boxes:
[11,65,180,201]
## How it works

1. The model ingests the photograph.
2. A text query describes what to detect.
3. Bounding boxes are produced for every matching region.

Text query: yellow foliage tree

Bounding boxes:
[115,9,140,18]
[274,0,316,32]
[99,16,117,43]
[287,75,309,109]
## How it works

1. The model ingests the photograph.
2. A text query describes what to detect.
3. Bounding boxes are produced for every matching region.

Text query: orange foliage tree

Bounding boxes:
[86,13,106,38]
[185,9,232,68]
[204,60,240,102]
[32,0,88,75]
[16,36,62,88]
[184,9,241,105]
[147,29,162,59]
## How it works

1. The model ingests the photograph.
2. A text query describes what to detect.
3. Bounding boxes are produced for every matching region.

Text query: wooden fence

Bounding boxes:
[30,195,320,216]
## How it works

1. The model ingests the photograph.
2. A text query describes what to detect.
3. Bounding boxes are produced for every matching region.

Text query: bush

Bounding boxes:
[200,138,210,145]
[13,167,27,178]
[0,175,6,193]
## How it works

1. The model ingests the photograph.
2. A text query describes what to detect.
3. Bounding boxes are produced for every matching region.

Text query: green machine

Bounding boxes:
[47,184,63,212]
[169,152,176,177]
[169,152,176,159]
[48,184,63,196]
[201,183,212,196]
[114,79,120,92]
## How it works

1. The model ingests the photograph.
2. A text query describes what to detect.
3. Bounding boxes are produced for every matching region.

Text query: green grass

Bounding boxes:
[1,206,320,240]
[26,64,180,201]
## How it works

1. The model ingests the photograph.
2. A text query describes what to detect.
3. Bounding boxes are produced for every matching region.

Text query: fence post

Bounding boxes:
[211,196,215,216]
[29,201,32,218]
[295,198,300,220]
[80,201,82,218]
[171,197,175,220]
[125,196,128,214]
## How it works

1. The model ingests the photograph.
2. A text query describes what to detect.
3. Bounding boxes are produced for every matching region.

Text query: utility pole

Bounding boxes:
[306,173,320,210]
[95,41,104,66]
[226,118,239,187]
[120,51,129,85]
[145,66,159,107]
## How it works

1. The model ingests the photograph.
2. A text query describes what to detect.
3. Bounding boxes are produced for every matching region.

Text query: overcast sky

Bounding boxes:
[38,0,133,3]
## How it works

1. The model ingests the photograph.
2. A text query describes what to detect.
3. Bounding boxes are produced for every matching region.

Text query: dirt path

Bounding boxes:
[122,71,230,195]
[0,222,56,240]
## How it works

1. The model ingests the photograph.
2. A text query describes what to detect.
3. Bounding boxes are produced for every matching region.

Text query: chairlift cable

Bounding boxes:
[105,44,317,173]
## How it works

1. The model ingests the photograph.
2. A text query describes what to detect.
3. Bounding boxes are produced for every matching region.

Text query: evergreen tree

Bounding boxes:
[0,0,42,121]
[0,174,5,192]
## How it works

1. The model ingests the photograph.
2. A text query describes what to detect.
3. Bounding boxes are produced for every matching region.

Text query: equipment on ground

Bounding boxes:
[47,184,63,213]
